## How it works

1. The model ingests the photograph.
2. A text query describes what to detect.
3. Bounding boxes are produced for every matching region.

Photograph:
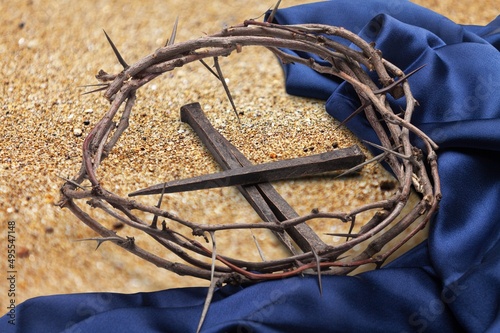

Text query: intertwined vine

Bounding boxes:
[59,13,441,286]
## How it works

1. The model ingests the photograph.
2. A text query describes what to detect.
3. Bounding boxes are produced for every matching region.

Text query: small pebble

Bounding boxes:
[380,180,397,191]
[73,128,83,137]
[18,247,30,258]
[112,223,124,230]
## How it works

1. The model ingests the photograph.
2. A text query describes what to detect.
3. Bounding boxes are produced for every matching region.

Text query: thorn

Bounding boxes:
[151,180,167,229]
[74,236,123,250]
[334,100,371,131]
[165,16,179,46]
[213,57,240,123]
[196,232,217,333]
[362,140,410,160]
[56,175,88,190]
[103,29,129,69]
[81,85,109,95]
[311,248,323,296]
[325,233,359,238]
[267,0,282,23]
[334,152,387,179]
[346,215,356,242]
[374,64,427,95]
[199,59,220,80]
[79,83,109,88]
[251,231,267,262]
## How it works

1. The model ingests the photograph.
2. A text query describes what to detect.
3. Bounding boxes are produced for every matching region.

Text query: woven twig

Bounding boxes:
[59,16,441,284]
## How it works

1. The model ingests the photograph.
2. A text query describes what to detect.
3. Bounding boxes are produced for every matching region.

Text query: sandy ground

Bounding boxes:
[0,0,498,311]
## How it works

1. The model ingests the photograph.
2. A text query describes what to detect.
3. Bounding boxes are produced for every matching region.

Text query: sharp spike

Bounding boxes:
[334,152,387,179]
[374,64,427,95]
[196,232,217,333]
[267,0,282,23]
[325,233,359,238]
[81,85,109,95]
[79,83,109,88]
[151,180,167,229]
[362,140,410,160]
[199,59,220,80]
[251,231,267,262]
[56,175,89,190]
[103,29,129,69]
[346,215,356,242]
[165,16,179,46]
[213,57,240,123]
[74,236,123,250]
[311,248,323,295]
[334,100,370,131]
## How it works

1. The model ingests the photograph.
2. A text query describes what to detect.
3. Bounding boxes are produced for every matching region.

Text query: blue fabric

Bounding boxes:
[3,1,499,332]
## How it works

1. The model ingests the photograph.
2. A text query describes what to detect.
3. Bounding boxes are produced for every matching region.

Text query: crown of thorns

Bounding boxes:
[59,10,440,288]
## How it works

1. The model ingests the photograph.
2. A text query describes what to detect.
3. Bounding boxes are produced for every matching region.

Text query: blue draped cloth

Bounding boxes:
[3,1,499,332]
